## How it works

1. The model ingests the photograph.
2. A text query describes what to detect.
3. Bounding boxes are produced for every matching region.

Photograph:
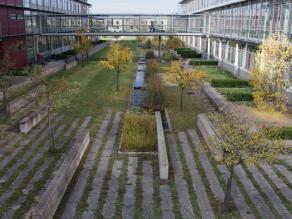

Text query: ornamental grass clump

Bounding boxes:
[144,74,165,111]
[121,113,157,152]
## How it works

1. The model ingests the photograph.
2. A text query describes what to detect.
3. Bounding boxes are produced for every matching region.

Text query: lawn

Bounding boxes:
[164,86,213,131]
[50,40,141,119]
[196,66,236,81]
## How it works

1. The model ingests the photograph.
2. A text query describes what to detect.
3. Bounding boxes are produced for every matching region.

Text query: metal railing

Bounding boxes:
[38,14,204,35]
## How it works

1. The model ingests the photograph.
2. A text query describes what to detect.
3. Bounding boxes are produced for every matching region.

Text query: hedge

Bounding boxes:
[224,92,253,101]
[265,127,292,140]
[189,60,218,66]
[211,79,250,88]
[175,48,191,52]
[180,53,202,58]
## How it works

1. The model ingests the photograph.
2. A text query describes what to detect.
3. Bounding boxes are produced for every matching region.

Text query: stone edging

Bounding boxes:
[29,130,90,219]
[155,111,169,180]
[19,111,48,133]
[197,113,223,162]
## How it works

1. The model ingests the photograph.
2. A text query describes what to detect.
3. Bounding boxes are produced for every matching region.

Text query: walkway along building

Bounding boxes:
[0,0,91,67]
[178,0,292,79]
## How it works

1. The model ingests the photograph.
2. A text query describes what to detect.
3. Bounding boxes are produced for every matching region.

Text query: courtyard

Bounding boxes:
[0,37,291,219]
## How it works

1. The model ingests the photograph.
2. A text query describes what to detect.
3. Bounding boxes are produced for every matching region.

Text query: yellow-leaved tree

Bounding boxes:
[165,36,184,50]
[212,109,286,211]
[74,31,92,61]
[251,33,292,112]
[167,60,206,111]
[28,65,80,151]
[100,43,133,92]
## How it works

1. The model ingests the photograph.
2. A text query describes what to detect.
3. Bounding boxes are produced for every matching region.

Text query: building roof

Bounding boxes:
[178,0,193,4]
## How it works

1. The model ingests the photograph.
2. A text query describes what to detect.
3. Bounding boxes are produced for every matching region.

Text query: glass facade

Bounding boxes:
[180,0,292,75]
[179,0,245,14]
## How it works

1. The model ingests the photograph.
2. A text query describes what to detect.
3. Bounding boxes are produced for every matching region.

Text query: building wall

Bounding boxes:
[0,0,91,67]
[179,0,292,79]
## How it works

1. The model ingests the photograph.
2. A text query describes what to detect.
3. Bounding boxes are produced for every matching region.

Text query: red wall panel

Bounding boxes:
[1,37,28,67]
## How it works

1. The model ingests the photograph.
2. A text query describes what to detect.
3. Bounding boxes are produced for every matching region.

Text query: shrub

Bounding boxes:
[162,50,172,63]
[224,92,254,101]
[145,59,158,79]
[144,74,165,111]
[121,113,157,152]
[190,60,218,66]
[171,53,181,61]
[211,79,250,88]
[180,53,202,58]
[7,69,29,76]
[265,127,292,140]
[143,39,152,49]
[145,50,155,59]
[175,48,191,52]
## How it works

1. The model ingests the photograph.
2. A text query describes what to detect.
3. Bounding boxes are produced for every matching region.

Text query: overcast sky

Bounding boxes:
[88,0,179,14]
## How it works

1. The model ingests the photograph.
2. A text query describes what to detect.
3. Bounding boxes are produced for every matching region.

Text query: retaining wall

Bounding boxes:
[19,111,48,133]
[30,130,90,219]
[155,111,169,180]
[197,113,223,161]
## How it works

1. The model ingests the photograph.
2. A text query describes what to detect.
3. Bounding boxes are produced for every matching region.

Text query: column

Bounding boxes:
[242,44,247,70]
[219,40,223,66]
[188,36,191,48]
[199,36,202,52]
[158,35,162,62]
[235,43,239,74]
[207,37,211,60]
[225,41,229,61]
[33,36,39,62]
[192,36,196,50]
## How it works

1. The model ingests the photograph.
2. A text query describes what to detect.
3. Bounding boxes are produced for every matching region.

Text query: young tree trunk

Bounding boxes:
[224,165,234,211]
[47,110,55,151]
[3,89,9,119]
[180,88,184,111]
[116,70,120,92]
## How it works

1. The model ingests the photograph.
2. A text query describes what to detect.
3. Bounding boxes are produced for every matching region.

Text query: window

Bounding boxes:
[10,13,17,20]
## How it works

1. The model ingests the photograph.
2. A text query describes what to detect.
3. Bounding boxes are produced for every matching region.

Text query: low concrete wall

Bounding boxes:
[6,95,29,114]
[30,130,90,219]
[202,82,232,111]
[65,60,77,71]
[155,111,169,180]
[197,113,223,161]
[19,111,48,133]
[43,62,65,77]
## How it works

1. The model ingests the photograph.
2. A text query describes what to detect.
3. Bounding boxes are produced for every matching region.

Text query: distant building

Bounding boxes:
[0,0,91,67]
[178,0,292,79]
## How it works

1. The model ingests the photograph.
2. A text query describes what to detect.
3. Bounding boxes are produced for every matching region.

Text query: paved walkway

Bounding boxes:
[0,110,291,218]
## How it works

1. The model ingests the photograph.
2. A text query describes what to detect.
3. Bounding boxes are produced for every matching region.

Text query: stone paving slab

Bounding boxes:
[249,166,292,219]
[260,164,292,203]
[82,112,121,218]
[0,115,62,172]
[102,160,123,218]
[217,165,256,219]
[61,113,111,219]
[188,129,225,201]
[122,157,138,219]
[167,134,195,219]
[274,164,292,184]
[178,132,215,219]
[142,161,154,219]
[160,185,175,219]
[0,124,66,208]
[64,118,80,137]
[234,165,273,218]
[2,160,51,218]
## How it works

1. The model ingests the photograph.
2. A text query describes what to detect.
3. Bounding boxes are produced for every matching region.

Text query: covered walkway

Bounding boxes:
[38,14,204,36]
